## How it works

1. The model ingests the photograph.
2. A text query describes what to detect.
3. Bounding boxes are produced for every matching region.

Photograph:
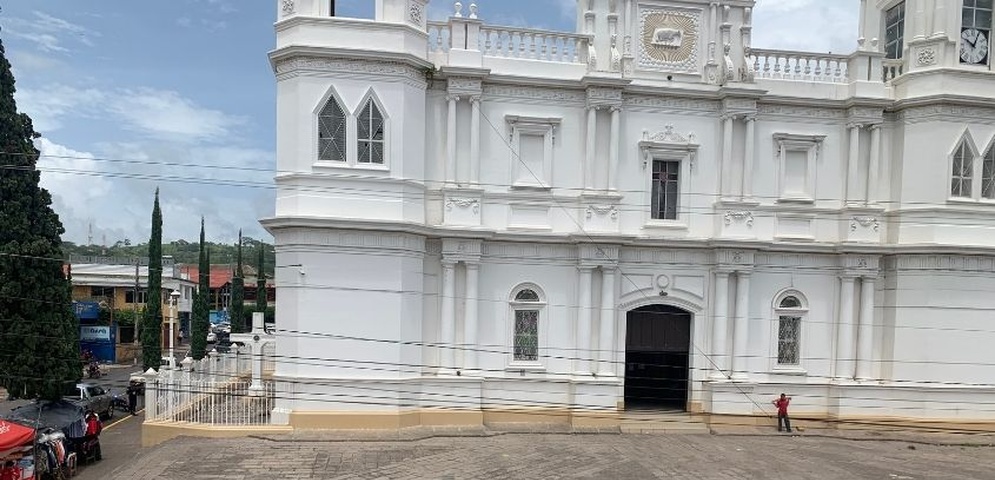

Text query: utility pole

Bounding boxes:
[134,258,140,344]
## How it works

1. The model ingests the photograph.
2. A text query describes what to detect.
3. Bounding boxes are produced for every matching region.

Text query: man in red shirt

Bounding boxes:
[773,393,792,433]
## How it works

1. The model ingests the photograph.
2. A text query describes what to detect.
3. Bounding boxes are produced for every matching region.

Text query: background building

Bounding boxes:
[264,0,995,429]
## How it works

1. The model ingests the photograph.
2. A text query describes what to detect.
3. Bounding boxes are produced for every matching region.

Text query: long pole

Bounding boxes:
[169,297,175,367]
[134,259,140,344]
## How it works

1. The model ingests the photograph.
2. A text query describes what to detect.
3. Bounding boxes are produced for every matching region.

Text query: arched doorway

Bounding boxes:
[624,304,692,410]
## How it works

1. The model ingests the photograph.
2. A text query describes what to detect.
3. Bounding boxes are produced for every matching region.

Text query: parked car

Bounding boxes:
[207,331,217,343]
[63,382,113,420]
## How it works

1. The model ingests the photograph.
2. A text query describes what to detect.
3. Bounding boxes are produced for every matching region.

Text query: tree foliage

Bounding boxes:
[62,237,275,276]
[0,38,82,399]
[191,219,209,360]
[255,245,267,314]
[230,230,245,334]
[140,189,163,371]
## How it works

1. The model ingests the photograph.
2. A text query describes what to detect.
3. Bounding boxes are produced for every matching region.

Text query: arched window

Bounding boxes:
[510,285,544,363]
[952,139,974,198]
[318,95,347,162]
[357,98,385,164]
[773,291,807,366]
[983,144,995,199]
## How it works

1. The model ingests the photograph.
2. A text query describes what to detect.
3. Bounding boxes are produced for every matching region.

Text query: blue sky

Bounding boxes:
[2,0,857,245]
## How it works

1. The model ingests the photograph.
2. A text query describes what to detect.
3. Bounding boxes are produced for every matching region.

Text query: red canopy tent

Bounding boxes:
[0,420,34,458]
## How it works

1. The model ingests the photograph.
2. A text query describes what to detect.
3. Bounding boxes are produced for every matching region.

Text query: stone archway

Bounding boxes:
[624,304,693,410]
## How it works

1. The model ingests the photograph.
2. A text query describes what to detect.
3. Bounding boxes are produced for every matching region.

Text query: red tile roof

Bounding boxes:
[179,265,241,289]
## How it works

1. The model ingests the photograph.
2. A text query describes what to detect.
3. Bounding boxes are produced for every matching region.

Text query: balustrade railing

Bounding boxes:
[428,21,590,64]
[882,59,904,82]
[144,345,274,426]
[479,26,590,63]
[751,49,850,83]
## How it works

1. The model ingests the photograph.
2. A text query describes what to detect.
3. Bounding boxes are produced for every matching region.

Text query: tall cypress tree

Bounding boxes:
[255,244,267,315]
[141,189,163,371]
[0,38,81,398]
[191,219,209,360]
[230,230,244,334]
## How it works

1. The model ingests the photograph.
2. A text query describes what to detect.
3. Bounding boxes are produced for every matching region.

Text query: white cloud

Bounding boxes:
[752,0,860,53]
[34,137,274,245]
[108,88,246,143]
[17,84,246,143]
[2,11,99,53]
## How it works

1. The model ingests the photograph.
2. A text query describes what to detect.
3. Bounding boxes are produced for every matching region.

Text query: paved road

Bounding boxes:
[108,433,995,480]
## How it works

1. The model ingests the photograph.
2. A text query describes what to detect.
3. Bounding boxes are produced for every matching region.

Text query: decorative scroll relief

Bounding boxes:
[281,0,295,16]
[448,77,482,95]
[724,211,754,227]
[639,125,699,168]
[586,87,623,109]
[638,6,701,73]
[586,205,619,220]
[445,197,480,214]
[850,216,879,232]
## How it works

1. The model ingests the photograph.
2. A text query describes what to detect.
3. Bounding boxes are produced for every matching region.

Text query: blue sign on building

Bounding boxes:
[80,325,116,363]
[73,301,101,321]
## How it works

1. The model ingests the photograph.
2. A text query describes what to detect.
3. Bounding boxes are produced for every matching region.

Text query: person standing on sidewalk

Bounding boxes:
[127,380,140,415]
[773,393,792,433]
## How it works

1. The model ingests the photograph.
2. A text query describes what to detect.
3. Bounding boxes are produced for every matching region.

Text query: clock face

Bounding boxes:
[961,28,990,65]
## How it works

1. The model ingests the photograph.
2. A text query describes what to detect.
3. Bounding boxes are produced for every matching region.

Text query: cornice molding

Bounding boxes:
[270,47,431,87]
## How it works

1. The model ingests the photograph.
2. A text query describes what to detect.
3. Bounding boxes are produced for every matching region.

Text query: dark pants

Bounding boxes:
[128,394,137,414]
[778,413,792,432]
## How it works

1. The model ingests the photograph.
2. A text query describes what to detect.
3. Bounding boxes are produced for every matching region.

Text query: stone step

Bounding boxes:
[619,410,711,435]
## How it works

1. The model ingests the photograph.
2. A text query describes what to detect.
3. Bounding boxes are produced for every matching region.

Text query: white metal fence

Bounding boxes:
[144,347,275,426]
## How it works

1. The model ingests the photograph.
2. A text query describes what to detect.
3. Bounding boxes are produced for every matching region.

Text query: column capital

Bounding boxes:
[469,95,481,105]
[446,93,461,103]
[464,261,481,270]
[441,258,458,268]
[846,122,864,130]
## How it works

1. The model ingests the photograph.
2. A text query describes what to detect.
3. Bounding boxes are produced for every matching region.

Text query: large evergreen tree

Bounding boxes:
[255,245,267,315]
[140,189,163,371]
[230,230,244,334]
[190,219,209,360]
[0,38,82,399]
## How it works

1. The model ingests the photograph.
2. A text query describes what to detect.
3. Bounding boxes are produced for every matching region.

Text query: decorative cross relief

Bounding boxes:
[281,0,295,16]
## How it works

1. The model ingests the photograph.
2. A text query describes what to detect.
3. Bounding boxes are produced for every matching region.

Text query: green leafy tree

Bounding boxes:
[191,219,209,360]
[140,189,163,371]
[255,245,267,315]
[230,230,245,334]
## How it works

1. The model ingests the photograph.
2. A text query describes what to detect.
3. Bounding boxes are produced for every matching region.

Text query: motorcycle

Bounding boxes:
[86,361,102,379]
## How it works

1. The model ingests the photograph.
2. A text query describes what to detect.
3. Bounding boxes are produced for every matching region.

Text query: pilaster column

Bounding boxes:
[464,262,479,373]
[721,114,734,198]
[742,114,756,200]
[608,106,620,191]
[710,270,731,379]
[439,259,457,374]
[856,276,875,380]
[469,96,481,185]
[867,124,881,204]
[445,94,459,184]
[585,106,597,190]
[575,266,595,375]
[836,275,857,380]
[731,271,750,380]
[598,266,617,376]
[846,123,861,205]
[933,0,946,37]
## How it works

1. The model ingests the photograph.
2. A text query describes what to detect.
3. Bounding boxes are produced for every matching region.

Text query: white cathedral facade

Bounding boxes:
[264,0,995,429]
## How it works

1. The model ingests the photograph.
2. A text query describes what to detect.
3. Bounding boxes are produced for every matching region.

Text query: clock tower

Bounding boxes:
[861,0,995,71]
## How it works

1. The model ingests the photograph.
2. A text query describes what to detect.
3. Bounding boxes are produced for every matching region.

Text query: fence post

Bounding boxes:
[143,368,158,421]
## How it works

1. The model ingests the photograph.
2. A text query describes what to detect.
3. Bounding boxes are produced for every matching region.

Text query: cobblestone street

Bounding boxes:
[113,432,995,479]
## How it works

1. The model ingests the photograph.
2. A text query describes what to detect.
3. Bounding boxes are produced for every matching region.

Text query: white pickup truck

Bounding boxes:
[63,382,114,419]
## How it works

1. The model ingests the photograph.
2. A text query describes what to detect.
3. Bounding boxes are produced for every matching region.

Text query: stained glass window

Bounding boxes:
[514,310,539,362]
[777,316,800,365]
[318,96,346,161]
[357,99,385,164]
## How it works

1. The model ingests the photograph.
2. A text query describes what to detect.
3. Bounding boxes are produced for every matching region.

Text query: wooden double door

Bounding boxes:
[624,305,692,410]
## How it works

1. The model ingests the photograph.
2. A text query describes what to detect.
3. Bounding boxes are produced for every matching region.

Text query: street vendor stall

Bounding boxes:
[5,401,96,478]
[0,419,37,479]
